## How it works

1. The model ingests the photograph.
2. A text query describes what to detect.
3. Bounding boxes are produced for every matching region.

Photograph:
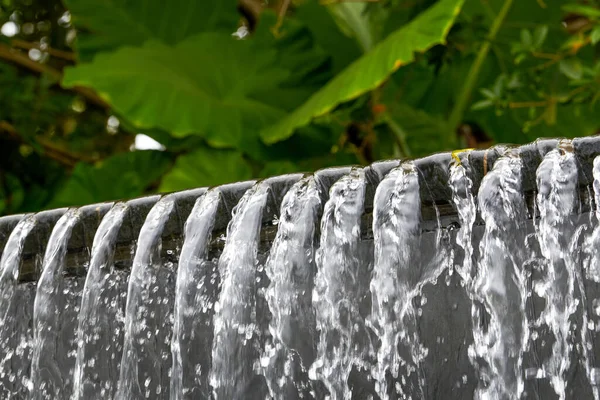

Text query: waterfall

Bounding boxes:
[209,182,270,399]
[261,176,320,398]
[535,149,581,399]
[116,196,177,399]
[0,215,36,399]
[72,202,129,399]
[1,139,600,399]
[309,168,374,400]
[368,162,425,399]
[473,156,529,399]
[170,190,220,399]
[31,209,81,400]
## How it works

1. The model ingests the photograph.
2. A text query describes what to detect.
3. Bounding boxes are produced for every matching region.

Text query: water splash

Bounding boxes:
[473,156,529,399]
[368,163,425,399]
[210,183,270,399]
[262,177,321,398]
[171,190,220,399]
[309,169,373,400]
[0,215,36,398]
[31,209,82,400]
[535,149,581,399]
[72,203,129,399]
[116,196,176,399]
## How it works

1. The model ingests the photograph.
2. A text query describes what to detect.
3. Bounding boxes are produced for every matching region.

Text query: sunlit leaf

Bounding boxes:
[62,33,291,149]
[260,0,464,144]
[159,147,252,192]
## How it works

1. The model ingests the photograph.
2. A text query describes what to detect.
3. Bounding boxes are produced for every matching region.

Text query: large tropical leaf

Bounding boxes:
[159,147,252,192]
[260,0,464,144]
[64,0,240,60]
[50,150,173,207]
[62,33,291,149]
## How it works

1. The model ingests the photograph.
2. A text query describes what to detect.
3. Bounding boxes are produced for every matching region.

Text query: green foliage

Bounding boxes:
[160,148,252,192]
[261,0,464,143]
[50,150,173,207]
[1,0,599,215]
[63,33,290,148]
[63,0,240,60]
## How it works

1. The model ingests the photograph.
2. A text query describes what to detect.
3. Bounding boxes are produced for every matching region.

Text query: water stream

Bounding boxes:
[72,202,129,400]
[0,215,36,399]
[1,144,600,399]
[31,209,81,400]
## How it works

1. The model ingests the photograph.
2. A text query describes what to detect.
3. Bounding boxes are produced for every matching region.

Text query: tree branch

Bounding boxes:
[11,39,76,62]
[0,43,109,109]
[0,120,97,167]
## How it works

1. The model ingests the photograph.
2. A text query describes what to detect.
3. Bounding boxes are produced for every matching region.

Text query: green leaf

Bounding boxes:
[471,99,494,111]
[533,25,549,48]
[326,1,386,52]
[591,25,600,45]
[559,58,584,80]
[520,29,532,49]
[562,4,600,19]
[294,0,362,73]
[50,150,173,207]
[159,147,252,192]
[260,0,464,144]
[62,33,290,149]
[65,0,240,60]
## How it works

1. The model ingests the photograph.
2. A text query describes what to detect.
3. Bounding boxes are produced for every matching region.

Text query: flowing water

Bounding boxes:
[471,156,529,400]
[210,182,270,399]
[368,162,425,399]
[309,168,374,400]
[170,190,220,399]
[31,209,82,400]
[0,215,36,399]
[72,202,129,400]
[261,176,320,399]
[116,196,177,399]
[2,144,600,399]
[535,149,582,399]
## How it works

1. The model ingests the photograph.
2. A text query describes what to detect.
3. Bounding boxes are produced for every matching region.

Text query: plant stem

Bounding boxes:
[447,0,514,143]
